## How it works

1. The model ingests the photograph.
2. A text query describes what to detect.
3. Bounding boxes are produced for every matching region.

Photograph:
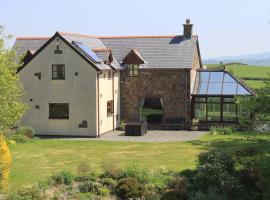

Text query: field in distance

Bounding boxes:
[206,63,270,89]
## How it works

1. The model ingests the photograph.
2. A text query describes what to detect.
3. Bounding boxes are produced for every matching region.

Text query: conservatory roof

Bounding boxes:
[192,70,254,96]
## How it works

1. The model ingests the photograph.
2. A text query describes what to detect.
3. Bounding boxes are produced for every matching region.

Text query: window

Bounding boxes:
[194,71,252,95]
[54,45,62,54]
[107,100,114,116]
[195,103,206,120]
[223,103,236,121]
[223,97,237,121]
[49,103,69,119]
[193,96,238,122]
[52,64,65,80]
[127,64,139,76]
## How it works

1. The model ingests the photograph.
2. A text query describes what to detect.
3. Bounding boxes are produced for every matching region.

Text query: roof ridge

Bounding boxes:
[98,35,178,39]
[16,36,50,40]
[59,32,97,38]
[16,32,199,40]
[92,47,111,52]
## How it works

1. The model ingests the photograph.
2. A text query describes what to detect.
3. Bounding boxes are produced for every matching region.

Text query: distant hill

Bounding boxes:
[204,52,270,66]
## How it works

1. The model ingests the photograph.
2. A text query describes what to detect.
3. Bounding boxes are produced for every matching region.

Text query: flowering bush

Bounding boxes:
[0,134,12,192]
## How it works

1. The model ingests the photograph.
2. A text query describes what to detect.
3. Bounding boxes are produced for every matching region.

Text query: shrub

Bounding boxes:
[161,176,189,200]
[102,162,121,179]
[0,134,12,192]
[143,183,160,200]
[198,151,235,173]
[190,186,226,200]
[15,126,35,138]
[209,126,235,135]
[9,134,29,144]
[194,152,240,198]
[235,147,263,199]
[78,180,101,193]
[6,186,44,200]
[119,120,126,131]
[37,179,52,191]
[116,177,145,200]
[119,162,150,183]
[77,163,91,175]
[100,177,117,191]
[74,173,97,182]
[193,151,241,198]
[52,170,74,185]
[97,187,110,197]
[147,168,174,193]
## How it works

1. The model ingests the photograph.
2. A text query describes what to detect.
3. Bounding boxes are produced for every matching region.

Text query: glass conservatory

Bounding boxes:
[191,70,254,123]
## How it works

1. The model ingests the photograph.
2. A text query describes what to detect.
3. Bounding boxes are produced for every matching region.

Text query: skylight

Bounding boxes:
[72,41,102,63]
[193,71,252,95]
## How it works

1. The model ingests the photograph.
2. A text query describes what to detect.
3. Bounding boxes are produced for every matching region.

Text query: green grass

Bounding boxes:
[206,64,270,89]
[9,132,270,190]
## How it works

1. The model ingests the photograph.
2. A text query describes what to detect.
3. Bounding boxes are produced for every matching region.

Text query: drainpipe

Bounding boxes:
[97,71,102,138]
[112,70,115,131]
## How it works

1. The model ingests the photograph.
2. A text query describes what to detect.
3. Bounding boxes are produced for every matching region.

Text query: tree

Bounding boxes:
[237,74,270,124]
[0,26,26,133]
[0,134,12,192]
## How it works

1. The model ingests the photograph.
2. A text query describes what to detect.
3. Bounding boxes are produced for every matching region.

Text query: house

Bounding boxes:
[14,19,253,137]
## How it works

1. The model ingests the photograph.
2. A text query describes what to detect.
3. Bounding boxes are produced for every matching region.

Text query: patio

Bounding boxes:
[97,130,207,142]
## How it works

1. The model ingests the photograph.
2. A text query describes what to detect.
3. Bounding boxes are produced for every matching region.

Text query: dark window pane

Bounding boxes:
[223,103,236,121]
[207,83,222,94]
[223,97,235,103]
[209,72,224,82]
[52,64,65,80]
[195,97,206,102]
[107,100,113,115]
[133,65,138,76]
[207,103,221,121]
[195,103,206,120]
[222,83,237,95]
[49,103,69,119]
[208,97,221,103]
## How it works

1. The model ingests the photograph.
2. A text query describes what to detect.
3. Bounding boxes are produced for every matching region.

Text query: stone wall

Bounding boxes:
[120,69,191,127]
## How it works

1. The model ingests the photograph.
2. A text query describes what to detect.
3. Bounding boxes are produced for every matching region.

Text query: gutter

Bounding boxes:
[97,71,102,138]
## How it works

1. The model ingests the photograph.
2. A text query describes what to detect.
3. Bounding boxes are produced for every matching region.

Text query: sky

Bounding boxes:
[1,0,270,59]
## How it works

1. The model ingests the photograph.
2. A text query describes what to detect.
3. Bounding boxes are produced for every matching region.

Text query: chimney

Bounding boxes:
[183,19,193,38]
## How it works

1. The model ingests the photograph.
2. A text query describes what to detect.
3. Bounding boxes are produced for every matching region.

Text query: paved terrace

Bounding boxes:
[56,130,208,142]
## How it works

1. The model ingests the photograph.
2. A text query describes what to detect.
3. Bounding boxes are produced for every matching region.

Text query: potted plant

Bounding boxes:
[190,118,199,131]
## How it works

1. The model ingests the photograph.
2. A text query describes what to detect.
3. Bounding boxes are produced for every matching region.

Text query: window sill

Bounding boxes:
[107,114,113,117]
[48,118,69,120]
[51,79,65,80]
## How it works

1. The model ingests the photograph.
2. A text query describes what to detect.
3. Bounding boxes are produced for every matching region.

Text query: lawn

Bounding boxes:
[206,64,270,89]
[9,132,270,190]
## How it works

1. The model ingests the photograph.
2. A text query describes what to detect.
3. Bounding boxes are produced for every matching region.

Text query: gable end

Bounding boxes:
[17,32,101,73]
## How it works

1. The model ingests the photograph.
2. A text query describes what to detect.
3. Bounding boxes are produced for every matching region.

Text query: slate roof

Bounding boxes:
[13,32,200,70]
[100,36,199,69]
[13,37,48,58]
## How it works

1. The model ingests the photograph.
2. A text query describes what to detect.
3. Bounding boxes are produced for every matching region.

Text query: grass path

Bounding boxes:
[9,133,270,188]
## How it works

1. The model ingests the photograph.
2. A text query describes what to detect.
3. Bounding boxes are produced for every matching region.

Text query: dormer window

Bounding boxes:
[122,49,145,77]
[127,64,139,77]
